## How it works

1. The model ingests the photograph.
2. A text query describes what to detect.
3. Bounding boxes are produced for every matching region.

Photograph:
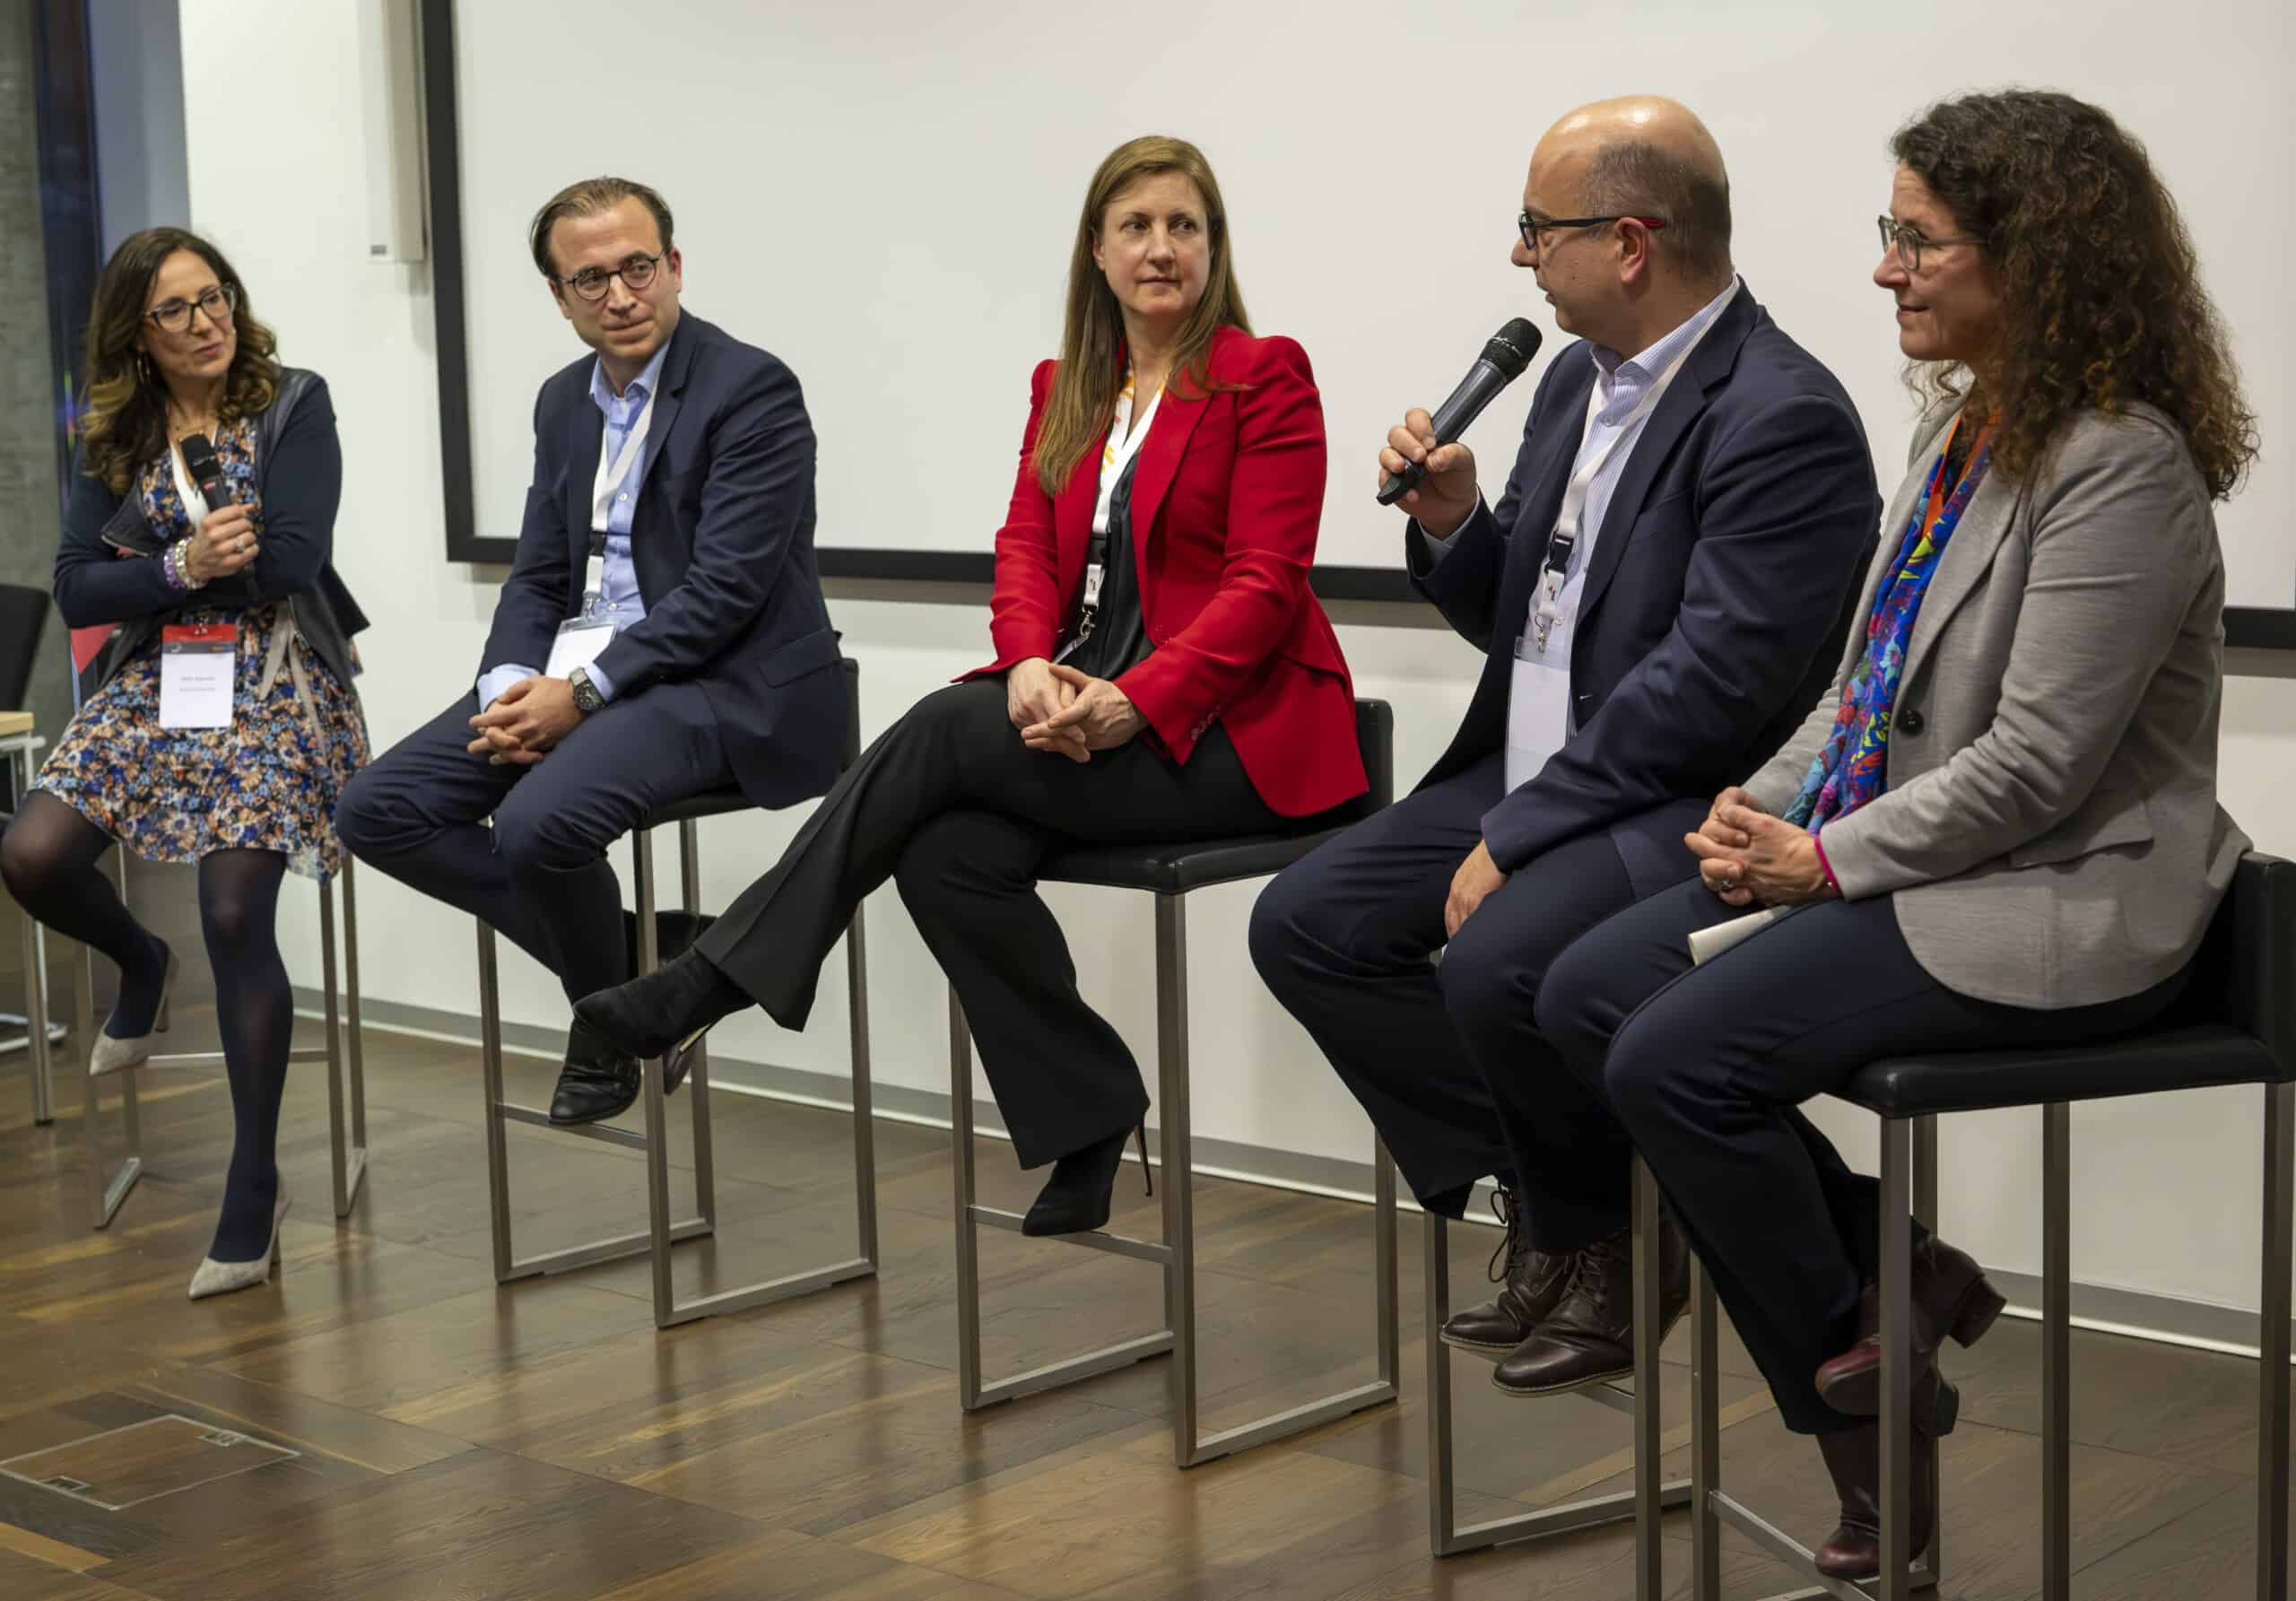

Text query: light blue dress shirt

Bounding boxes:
[476,341,669,708]
[1419,277,1741,738]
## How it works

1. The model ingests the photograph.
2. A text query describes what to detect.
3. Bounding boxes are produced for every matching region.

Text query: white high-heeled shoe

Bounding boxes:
[89,946,179,1077]
[187,1189,290,1301]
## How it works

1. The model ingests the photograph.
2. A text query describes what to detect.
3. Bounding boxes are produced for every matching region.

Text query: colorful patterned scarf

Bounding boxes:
[1787,421,1994,832]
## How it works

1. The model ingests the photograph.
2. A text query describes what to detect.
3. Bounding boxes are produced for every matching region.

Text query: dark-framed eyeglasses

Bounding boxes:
[1877,215,1982,273]
[559,251,665,303]
[1518,212,1668,252]
[144,283,239,334]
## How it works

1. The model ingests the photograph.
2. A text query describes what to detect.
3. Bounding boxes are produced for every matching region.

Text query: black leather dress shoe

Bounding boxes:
[548,1023,642,1127]
[1441,1185,1575,1353]
[1813,1376,1959,1579]
[574,950,752,1065]
[1492,1216,1690,1397]
[1815,1233,2006,1414]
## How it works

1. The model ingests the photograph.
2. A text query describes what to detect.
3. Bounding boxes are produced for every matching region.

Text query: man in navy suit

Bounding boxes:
[1251,99,1879,1395]
[338,177,845,1127]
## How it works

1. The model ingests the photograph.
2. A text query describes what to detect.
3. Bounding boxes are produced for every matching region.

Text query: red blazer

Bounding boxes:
[966,324,1366,818]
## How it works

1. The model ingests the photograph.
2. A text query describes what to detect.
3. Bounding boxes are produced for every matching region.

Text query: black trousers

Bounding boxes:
[1249,750,1704,1234]
[335,682,733,1004]
[695,678,1283,1168]
[1536,879,2190,1433]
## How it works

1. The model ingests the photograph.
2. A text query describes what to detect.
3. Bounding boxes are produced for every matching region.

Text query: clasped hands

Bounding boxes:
[1683,787,1835,908]
[467,675,583,766]
[1006,657,1144,762]
[1442,787,1834,940]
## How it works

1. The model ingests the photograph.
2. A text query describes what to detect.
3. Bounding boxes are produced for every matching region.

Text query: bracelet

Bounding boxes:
[160,540,186,591]
[166,538,206,592]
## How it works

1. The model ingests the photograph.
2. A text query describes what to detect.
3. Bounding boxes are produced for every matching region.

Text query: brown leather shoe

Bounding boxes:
[1815,1234,2006,1414]
[1492,1216,1689,1397]
[1440,1185,1575,1353]
[1813,1376,1958,1579]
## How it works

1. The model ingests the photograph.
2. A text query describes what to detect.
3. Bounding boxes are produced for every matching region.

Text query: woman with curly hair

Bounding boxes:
[0,228,370,1298]
[1528,90,2257,1578]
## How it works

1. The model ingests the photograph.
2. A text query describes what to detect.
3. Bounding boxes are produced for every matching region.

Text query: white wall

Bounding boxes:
[441,0,2296,610]
[181,2,2296,1318]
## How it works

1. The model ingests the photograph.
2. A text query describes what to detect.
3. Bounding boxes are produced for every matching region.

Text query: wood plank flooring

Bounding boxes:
[0,883,2284,1597]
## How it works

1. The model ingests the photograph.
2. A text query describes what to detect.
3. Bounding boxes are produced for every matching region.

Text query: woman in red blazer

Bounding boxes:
[578,135,1366,1232]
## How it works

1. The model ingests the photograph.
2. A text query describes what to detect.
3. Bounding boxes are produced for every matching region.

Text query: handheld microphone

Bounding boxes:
[179,432,230,513]
[1375,318,1543,507]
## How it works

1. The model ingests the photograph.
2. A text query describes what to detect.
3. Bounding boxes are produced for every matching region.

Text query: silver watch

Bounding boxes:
[566,665,604,715]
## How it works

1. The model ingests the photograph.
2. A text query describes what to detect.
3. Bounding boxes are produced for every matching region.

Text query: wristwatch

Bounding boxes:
[566,665,604,716]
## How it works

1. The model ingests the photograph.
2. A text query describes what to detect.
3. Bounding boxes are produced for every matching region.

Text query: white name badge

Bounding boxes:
[1504,613,1574,793]
[159,622,237,730]
[544,616,616,681]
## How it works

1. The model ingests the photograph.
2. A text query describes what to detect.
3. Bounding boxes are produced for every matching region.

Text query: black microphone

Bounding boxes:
[179,432,230,512]
[1376,318,1544,507]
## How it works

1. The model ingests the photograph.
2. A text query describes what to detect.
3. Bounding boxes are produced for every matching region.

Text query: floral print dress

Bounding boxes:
[34,420,370,880]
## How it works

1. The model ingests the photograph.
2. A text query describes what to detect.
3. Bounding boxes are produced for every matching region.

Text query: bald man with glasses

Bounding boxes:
[1252,98,1881,1397]
[337,176,845,1128]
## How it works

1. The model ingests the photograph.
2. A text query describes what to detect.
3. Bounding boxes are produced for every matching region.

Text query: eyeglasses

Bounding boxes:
[1877,216,1982,273]
[558,251,665,303]
[144,283,238,334]
[1518,212,1668,252]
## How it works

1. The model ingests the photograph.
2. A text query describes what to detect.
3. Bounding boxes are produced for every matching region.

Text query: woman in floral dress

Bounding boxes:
[0,228,369,1299]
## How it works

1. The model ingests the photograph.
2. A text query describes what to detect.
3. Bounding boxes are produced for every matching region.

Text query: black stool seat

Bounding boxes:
[1845,851,2294,1119]
[1845,1025,2277,1119]
[639,786,752,830]
[1039,700,1395,894]
[632,657,863,832]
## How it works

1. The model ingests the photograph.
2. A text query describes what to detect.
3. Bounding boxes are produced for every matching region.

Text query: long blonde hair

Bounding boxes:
[1032,135,1251,497]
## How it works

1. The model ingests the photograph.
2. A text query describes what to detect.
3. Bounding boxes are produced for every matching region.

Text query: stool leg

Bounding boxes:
[21,890,53,1127]
[1912,1114,1944,1584]
[677,820,718,1230]
[2043,1101,2072,1601]
[340,855,369,1211]
[951,988,986,1409]
[2262,1081,2293,1601]
[476,920,515,1283]
[1691,1257,1721,1599]
[1631,1157,1664,1599]
[1424,1209,1459,1552]
[846,903,877,1267]
[1158,892,1200,1467]
[1375,1137,1397,1390]
[319,875,348,1217]
[1880,1116,1914,1601]
[633,828,679,1326]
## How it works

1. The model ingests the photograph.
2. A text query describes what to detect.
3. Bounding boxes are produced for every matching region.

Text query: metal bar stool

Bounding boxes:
[69,848,369,1229]
[476,657,876,1329]
[1685,851,2294,1601]
[950,698,1399,1468]
[1425,1158,1692,1591]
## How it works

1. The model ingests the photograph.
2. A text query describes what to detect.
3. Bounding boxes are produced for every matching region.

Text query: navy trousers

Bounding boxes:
[1250,749,1703,1240]
[335,682,733,1005]
[1536,879,2190,1431]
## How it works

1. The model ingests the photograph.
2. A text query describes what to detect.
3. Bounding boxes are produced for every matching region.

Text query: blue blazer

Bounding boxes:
[1409,284,1881,890]
[483,312,845,810]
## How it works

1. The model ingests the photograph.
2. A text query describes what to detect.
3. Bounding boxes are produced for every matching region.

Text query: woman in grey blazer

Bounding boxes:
[1530,90,2258,1579]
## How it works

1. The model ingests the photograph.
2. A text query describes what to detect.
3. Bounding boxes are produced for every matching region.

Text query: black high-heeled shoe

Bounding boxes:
[1021,1124,1152,1236]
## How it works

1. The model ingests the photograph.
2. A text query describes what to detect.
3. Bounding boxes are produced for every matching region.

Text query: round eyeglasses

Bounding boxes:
[559,252,665,303]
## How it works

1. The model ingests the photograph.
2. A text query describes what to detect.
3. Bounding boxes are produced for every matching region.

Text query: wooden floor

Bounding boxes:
[0,889,2283,1597]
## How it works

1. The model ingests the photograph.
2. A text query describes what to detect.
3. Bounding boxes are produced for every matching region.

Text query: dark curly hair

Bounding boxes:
[1891,91,2257,500]
[80,228,280,495]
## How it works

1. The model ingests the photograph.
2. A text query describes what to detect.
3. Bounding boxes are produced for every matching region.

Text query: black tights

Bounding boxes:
[2,794,293,1261]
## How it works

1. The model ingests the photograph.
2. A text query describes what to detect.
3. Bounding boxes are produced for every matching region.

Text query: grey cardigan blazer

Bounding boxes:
[1743,403,2248,1009]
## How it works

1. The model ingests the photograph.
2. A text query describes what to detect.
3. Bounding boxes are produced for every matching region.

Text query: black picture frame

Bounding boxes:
[416,0,2294,648]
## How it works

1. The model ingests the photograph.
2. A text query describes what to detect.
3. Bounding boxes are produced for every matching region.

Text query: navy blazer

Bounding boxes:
[483,311,844,810]
[1409,284,1881,887]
